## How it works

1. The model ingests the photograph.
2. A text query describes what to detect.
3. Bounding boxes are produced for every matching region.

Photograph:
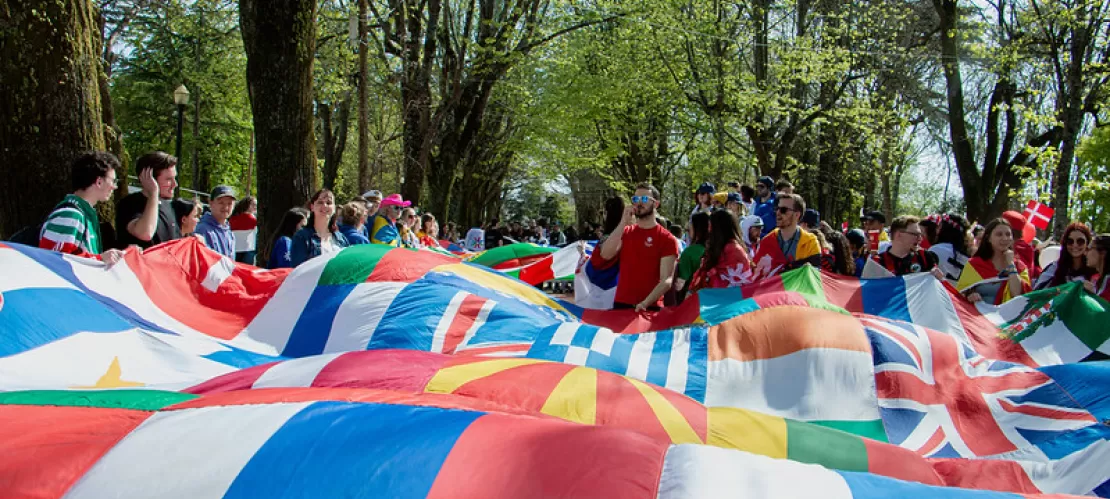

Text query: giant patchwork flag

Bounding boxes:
[2,239,1110,497]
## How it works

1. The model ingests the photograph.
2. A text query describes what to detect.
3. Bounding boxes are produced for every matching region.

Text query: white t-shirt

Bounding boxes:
[320,236,342,256]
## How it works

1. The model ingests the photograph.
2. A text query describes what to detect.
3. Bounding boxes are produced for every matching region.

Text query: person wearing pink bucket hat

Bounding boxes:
[378,193,411,208]
[367,194,409,246]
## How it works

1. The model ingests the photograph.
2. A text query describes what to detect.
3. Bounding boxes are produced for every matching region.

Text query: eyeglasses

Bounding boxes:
[1067,237,1087,246]
[631,195,654,205]
[776,206,797,214]
[900,230,923,239]
[103,176,118,186]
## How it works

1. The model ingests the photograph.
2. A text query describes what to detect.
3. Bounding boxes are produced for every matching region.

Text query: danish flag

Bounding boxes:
[1023,200,1054,230]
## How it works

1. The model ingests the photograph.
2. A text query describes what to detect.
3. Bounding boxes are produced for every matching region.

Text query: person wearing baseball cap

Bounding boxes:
[194,185,237,258]
[691,182,715,220]
[752,176,778,236]
[367,193,410,247]
[801,208,820,230]
[862,210,890,250]
[357,190,383,238]
[726,192,745,218]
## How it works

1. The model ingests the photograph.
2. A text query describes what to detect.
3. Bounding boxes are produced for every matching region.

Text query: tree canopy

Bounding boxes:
[4,0,1110,242]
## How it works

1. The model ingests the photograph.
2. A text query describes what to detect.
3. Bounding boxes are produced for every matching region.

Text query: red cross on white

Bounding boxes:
[1023,200,1055,230]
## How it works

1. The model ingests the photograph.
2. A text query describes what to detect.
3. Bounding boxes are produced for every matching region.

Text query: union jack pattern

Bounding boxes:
[861,316,1098,458]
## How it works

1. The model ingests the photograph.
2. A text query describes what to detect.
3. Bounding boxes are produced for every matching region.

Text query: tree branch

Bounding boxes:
[517,15,621,54]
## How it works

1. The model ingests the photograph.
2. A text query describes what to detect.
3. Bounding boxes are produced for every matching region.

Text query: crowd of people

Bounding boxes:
[25,150,1110,306]
[581,177,1110,310]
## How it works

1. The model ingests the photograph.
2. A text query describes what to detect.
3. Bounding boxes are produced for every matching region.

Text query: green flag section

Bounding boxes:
[466,243,556,268]
[705,406,913,480]
[317,244,396,285]
[989,281,1110,363]
[0,390,198,411]
[810,420,889,443]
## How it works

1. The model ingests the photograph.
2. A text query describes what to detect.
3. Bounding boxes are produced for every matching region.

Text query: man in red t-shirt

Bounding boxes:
[597,183,680,311]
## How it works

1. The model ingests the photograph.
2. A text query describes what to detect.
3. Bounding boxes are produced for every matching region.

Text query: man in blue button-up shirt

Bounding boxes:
[195,186,237,258]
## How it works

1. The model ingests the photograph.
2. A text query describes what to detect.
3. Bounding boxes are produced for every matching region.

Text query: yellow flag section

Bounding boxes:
[417,352,939,482]
[421,351,888,458]
[703,306,883,432]
[430,263,570,315]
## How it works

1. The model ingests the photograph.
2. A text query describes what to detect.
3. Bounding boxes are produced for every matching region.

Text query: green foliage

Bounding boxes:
[94,0,1110,229]
[111,0,253,196]
[1075,127,1110,231]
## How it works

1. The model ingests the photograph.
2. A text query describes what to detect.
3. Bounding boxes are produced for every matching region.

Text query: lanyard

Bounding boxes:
[777,229,800,260]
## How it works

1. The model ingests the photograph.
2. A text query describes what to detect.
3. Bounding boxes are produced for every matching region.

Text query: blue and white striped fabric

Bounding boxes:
[526,322,708,402]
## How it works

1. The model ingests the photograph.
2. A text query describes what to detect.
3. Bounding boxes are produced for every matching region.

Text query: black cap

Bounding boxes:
[727,192,743,204]
[210,185,237,201]
[758,176,774,189]
[802,209,820,227]
[696,182,716,194]
[846,229,866,246]
[862,210,886,224]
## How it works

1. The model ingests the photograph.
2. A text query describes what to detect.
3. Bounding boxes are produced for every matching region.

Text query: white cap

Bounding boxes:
[362,190,383,200]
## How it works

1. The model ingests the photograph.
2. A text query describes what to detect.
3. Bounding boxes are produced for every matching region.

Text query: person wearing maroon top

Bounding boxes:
[869,215,945,279]
[597,183,680,311]
[1001,210,1038,278]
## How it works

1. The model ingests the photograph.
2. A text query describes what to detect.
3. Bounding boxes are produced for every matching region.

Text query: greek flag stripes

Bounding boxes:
[526,322,708,402]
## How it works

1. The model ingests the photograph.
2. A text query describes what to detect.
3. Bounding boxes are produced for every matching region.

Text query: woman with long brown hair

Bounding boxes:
[690,209,755,291]
[1085,235,1110,300]
[956,218,1031,304]
[290,189,349,266]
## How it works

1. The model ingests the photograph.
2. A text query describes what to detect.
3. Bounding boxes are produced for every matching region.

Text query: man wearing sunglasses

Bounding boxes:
[753,193,821,277]
[597,183,680,312]
[368,194,410,247]
[866,215,943,278]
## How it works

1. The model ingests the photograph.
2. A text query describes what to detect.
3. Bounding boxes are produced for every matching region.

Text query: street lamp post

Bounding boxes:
[173,84,190,183]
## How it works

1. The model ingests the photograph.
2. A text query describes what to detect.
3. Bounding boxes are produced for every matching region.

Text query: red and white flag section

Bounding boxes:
[1023,200,1054,230]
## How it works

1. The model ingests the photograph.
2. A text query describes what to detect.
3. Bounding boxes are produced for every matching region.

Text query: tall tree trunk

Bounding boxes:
[357,0,371,192]
[97,4,130,210]
[319,101,335,189]
[240,0,318,263]
[0,0,105,238]
[97,69,122,222]
[1050,13,1094,238]
[1051,108,1083,238]
[934,0,985,221]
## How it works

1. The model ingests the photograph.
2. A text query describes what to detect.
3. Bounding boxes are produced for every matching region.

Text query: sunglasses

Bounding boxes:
[776,206,797,214]
[631,195,654,205]
[1067,237,1087,246]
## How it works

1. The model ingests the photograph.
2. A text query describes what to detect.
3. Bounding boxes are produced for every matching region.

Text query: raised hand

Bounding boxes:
[139,168,159,198]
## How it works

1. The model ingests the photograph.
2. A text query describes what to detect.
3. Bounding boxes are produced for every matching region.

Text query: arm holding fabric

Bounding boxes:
[637,254,677,312]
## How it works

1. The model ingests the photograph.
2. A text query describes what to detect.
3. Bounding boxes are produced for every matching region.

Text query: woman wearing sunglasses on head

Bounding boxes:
[1034,222,1095,290]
